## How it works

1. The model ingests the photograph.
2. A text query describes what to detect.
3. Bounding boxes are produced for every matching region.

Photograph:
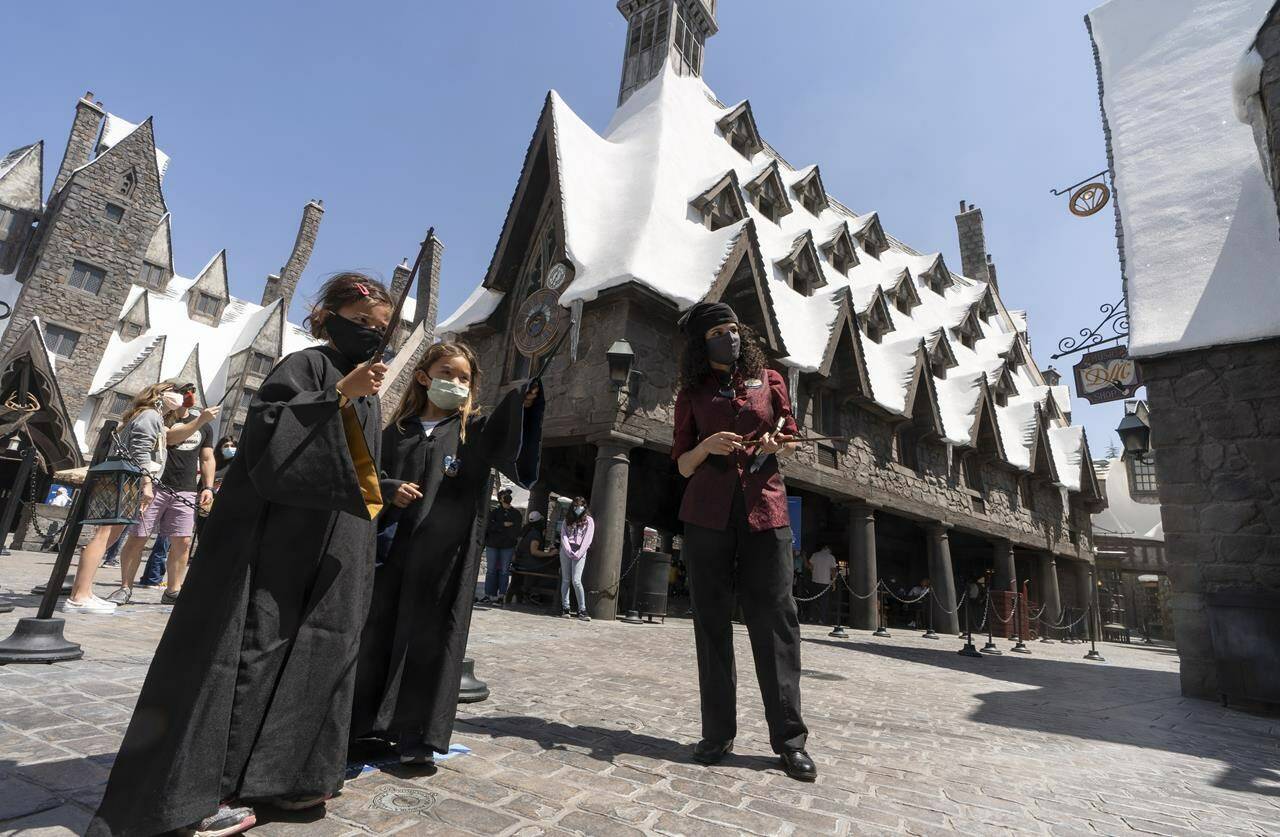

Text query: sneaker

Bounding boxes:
[577,611,591,622]
[267,794,330,811]
[561,608,572,618]
[60,596,117,615]
[399,752,436,766]
[194,804,256,837]
[101,557,119,568]
[161,589,180,605]
[105,586,132,605]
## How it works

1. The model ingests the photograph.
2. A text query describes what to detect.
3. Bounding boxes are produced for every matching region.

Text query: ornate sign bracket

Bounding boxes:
[1050,297,1129,360]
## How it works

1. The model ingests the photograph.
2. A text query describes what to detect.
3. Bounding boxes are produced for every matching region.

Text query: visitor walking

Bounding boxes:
[807,544,837,623]
[559,496,593,620]
[480,488,522,604]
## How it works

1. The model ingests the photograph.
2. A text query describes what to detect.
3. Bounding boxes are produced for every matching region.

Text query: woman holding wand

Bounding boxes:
[670,301,816,782]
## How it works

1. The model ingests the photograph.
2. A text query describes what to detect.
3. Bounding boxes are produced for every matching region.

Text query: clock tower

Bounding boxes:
[617,0,718,106]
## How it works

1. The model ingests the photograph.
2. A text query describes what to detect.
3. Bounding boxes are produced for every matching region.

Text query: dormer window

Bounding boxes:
[859,292,893,344]
[853,213,888,260]
[822,224,859,276]
[791,167,829,216]
[860,313,885,344]
[928,331,957,379]
[892,270,921,316]
[119,170,135,198]
[194,292,221,316]
[249,351,274,376]
[120,322,144,340]
[691,172,747,231]
[922,256,953,295]
[777,233,824,297]
[979,287,998,321]
[137,261,168,290]
[955,310,981,350]
[717,101,764,159]
[745,163,792,224]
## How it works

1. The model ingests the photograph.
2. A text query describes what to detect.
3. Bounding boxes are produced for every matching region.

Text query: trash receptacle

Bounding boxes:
[633,550,671,622]
[1205,590,1280,708]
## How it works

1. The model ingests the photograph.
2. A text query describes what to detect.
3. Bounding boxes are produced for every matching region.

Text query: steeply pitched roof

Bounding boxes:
[0,142,43,213]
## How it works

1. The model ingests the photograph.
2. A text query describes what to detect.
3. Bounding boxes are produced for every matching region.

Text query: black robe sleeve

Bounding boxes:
[479,381,545,488]
[240,349,369,519]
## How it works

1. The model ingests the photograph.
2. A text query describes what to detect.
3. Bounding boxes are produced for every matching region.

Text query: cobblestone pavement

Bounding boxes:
[1,548,1278,836]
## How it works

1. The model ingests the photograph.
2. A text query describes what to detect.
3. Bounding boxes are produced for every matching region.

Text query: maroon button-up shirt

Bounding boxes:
[671,367,798,533]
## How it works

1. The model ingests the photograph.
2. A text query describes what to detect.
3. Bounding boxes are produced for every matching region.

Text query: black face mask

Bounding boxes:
[325,312,382,365]
[706,331,741,366]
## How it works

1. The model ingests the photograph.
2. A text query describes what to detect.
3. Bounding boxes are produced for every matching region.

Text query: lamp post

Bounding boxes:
[1115,410,1150,459]
[0,438,143,664]
[606,339,636,392]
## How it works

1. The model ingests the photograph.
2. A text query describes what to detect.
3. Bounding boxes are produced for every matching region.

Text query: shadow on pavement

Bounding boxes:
[804,637,1280,798]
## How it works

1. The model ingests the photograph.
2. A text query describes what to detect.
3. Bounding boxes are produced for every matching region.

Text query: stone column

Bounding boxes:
[992,539,1016,593]
[526,480,551,525]
[581,433,641,621]
[848,503,878,630]
[1037,553,1062,623]
[926,523,960,635]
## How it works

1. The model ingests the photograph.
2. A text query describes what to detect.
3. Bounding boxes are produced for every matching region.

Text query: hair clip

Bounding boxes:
[354,282,370,296]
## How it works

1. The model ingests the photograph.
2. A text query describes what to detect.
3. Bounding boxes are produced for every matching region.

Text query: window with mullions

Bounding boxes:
[68,260,106,294]
[107,391,132,417]
[249,351,274,376]
[239,387,257,411]
[895,424,919,472]
[1129,454,1158,495]
[194,292,221,316]
[44,324,81,359]
[963,454,985,493]
[137,261,168,290]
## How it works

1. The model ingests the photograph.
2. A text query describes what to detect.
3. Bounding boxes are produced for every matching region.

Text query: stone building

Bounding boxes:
[1088,0,1280,700]
[430,0,1106,623]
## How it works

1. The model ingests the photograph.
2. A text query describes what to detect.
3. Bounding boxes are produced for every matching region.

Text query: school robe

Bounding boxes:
[350,381,543,754]
[89,345,383,837]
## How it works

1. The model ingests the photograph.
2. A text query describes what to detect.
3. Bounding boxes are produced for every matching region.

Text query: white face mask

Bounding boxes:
[159,391,183,412]
[427,378,470,411]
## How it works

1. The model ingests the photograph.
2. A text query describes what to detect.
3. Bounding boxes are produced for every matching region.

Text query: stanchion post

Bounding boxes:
[981,590,1001,654]
[1010,581,1031,654]
[922,588,938,639]
[1038,608,1055,644]
[1084,602,1106,662]
[872,585,890,638]
[828,569,848,639]
[958,593,982,659]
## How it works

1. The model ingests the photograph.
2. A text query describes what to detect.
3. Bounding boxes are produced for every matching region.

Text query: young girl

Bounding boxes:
[90,273,393,837]
[350,342,543,765]
[62,382,215,614]
[559,496,594,620]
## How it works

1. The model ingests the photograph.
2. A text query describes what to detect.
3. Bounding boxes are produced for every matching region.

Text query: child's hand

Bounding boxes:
[524,382,541,408]
[392,482,423,508]
[338,362,389,400]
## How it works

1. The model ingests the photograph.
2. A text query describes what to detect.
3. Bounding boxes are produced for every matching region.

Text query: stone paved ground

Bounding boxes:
[1,548,1278,836]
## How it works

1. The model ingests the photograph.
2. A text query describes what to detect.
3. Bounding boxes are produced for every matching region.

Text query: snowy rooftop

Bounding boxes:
[98,112,171,182]
[1088,0,1280,357]
[441,62,1091,485]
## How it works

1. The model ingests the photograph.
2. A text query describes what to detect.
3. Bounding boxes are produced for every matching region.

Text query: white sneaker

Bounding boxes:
[61,596,117,614]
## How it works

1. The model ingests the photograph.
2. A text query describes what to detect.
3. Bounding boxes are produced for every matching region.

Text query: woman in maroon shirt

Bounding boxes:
[671,301,816,782]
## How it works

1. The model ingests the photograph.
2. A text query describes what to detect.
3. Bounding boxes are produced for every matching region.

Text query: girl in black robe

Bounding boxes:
[350,340,543,764]
[89,274,395,837]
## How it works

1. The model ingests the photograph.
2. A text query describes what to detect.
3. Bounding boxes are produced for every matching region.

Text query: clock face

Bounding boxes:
[513,288,565,356]
[545,261,571,290]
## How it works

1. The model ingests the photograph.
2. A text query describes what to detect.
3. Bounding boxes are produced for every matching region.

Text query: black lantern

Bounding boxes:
[1115,412,1150,458]
[606,339,636,391]
[81,458,145,525]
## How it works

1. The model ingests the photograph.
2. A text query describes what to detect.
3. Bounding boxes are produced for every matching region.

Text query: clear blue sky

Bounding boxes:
[4,0,1129,454]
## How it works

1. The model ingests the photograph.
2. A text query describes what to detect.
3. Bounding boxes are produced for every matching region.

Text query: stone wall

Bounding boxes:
[1140,335,1280,699]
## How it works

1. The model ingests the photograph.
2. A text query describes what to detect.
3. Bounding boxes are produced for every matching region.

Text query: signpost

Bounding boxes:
[1073,346,1141,404]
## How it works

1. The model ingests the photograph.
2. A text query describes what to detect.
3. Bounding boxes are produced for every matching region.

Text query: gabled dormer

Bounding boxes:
[920,254,953,296]
[852,212,888,259]
[992,363,1018,407]
[717,100,764,159]
[970,379,1008,463]
[704,220,788,357]
[0,142,43,274]
[1027,406,1061,484]
[927,329,958,379]
[820,222,859,275]
[744,161,792,224]
[817,289,873,402]
[857,287,894,344]
[188,250,230,324]
[137,213,174,290]
[776,231,825,296]
[690,170,747,231]
[1001,333,1030,371]
[953,306,983,350]
[895,345,946,471]
[118,291,150,340]
[890,268,922,316]
[791,166,829,216]
[977,285,998,321]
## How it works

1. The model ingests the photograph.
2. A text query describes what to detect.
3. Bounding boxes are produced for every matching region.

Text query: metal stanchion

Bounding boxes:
[922,588,938,639]
[1010,582,1031,654]
[981,594,1001,655]
[458,657,490,702]
[872,586,890,638]
[1084,603,1106,662]
[1038,608,1055,644]
[958,594,982,659]
[829,568,848,639]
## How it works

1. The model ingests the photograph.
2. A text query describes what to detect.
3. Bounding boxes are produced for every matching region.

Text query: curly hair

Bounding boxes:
[303,272,393,339]
[677,322,767,394]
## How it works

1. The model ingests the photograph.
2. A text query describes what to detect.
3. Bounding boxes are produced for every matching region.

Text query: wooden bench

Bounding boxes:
[505,568,561,613]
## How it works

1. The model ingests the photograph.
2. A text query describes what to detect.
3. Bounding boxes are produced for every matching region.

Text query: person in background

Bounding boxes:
[49,487,70,507]
[480,488,522,605]
[559,496,594,620]
[134,538,170,589]
[507,511,558,605]
[807,545,838,625]
[907,578,931,629]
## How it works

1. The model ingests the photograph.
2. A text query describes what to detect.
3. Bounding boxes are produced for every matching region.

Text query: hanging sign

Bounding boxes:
[1073,345,1141,404]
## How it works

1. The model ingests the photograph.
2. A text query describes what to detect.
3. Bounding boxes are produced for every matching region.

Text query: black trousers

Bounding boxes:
[682,490,809,754]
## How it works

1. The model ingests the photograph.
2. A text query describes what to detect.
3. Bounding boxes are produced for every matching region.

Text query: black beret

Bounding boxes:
[679,301,738,338]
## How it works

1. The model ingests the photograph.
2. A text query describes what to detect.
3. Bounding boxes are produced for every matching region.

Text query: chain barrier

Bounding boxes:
[792,580,833,603]
[1042,606,1089,632]
[930,588,968,616]
[1026,600,1051,621]
[976,594,991,632]
[587,542,641,599]
[876,580,930,605]
[108,429,207,516]
[838,573,879,600]
[990,592,1017,624]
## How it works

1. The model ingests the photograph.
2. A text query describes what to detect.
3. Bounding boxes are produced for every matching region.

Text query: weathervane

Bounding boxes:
[1050,169,1111,217]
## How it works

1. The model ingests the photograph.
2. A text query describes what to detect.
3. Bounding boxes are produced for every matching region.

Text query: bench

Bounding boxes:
[505,567,562,613]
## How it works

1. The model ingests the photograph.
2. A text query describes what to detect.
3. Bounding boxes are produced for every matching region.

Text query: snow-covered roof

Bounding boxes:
[1088,0,1280,357]
[443,62,1086,483]
[0,142,43,213]
[98,112,170,182]
[1092,456,1164,540]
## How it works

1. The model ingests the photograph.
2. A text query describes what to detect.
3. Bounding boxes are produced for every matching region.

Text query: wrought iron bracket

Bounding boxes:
[1050,298,1129,359]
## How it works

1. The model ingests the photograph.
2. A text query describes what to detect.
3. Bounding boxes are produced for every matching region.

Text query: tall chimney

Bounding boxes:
[263,199,324,308]
[985,253,999,291]
[390,258,412,303]
[414,230,443,343]
[954,200,991,285]
[51,92,105,198]
[617,0,719,106]
[1043,366,1062,387]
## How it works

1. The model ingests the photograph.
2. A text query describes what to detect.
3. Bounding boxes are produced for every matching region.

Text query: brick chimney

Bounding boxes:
[51,92,105,198]
[984,253,999,291]
[390,258,412,304]
[1043,366,1062,387]
[263,199,324,308]
[414,230,443,343]
[954,200,991,285]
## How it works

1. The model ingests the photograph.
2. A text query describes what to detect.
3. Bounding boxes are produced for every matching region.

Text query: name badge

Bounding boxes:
[744,378,764,389]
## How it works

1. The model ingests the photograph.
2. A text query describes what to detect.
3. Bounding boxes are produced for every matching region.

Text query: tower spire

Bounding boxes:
[617,0,718,106]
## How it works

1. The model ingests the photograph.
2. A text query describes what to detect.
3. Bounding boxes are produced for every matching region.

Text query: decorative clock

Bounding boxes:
[545,260,573,290]
[512,288,566,356]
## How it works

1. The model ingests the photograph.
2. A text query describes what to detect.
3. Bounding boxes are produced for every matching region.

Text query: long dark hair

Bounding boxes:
[677,322,767,394]
[213,435,237,470]
[566,495,590,525]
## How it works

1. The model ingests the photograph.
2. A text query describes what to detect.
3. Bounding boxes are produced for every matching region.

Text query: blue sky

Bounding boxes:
[4,1,1128,454]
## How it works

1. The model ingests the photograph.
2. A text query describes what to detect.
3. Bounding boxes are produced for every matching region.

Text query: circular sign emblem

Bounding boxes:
[1069,182,1110,217]
[545,260,573,290]
[513,288,566,356]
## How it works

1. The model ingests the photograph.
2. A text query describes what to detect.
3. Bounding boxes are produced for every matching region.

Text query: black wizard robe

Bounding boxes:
[89,345,384,837]
[350,381,543,754]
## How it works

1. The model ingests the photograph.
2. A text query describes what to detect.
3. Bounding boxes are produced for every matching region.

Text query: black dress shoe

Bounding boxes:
[780,748,817,782]
[691,739,734,765]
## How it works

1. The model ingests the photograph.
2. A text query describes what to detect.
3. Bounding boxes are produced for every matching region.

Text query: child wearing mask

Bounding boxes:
[559,496,594,620]
[91,273,392,837]
[350,342,543,766]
